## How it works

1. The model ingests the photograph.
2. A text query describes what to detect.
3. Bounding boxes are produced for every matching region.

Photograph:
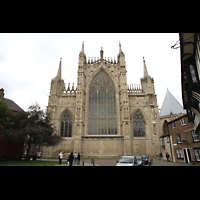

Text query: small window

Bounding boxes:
[160,137,164,146]
[194,148,200,161]
[192,130,199,142]
[176,149,184,159]
[176,134,182,144]
[171,122,175,129]
[167,136,170,143]
[180,117,186,126]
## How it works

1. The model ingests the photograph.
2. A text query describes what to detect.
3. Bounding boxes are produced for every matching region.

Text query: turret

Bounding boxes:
[78,41,86,67]
[141,57,155,95]
[50,58,66,97]
[117,42,125,67]
[143,57,150,78]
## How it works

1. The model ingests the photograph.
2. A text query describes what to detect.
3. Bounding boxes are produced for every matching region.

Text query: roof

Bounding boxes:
[167,113,187,124]
[159,89,186,117]
[0,98,24,112]
[160,113,188,138]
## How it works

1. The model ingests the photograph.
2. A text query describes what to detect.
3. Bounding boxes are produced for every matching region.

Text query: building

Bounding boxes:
[180,33,200,135]
[43,42,162,158]
[159,88,186,161]
[160,88,186,122]
[160,113,200,163]
[0,88,24,160]
[159,88,186,139]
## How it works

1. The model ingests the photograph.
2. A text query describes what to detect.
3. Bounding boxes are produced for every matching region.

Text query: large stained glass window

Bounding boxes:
[60,111,72,137]
[133,111,145,137]
[88,70,117,135]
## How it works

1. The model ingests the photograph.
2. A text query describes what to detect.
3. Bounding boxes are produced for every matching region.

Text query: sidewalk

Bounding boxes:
[38,158,200,166]
[38,158,96,166]
[151,157,200,166]
[55,162,94,166]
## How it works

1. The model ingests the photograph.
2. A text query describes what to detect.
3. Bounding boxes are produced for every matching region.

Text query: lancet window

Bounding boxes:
[60,111,72,137]
[133,110,145,137]
[88,70,117,135]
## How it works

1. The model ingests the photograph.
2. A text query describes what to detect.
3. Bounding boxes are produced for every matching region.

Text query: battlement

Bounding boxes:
[63,83,76,94]
[128,84,143,94]
[86,57,117,65]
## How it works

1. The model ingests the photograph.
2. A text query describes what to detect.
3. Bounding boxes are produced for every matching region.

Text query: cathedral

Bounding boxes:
[43,42,162,158]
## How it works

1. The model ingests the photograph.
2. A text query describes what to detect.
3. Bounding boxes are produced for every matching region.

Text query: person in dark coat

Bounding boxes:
[68,152,74,166]
[77,152,81,165]
[166,152,170,162]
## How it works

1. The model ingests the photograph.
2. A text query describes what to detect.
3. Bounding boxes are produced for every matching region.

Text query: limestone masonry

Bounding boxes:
[42,42,163,158]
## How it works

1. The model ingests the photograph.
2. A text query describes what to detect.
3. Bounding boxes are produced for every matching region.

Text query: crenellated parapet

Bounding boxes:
[128,84,143,94]
[62,83,77,95]
[86,57,117,65]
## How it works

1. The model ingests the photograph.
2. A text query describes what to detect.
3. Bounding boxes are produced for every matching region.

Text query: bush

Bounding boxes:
[0,154,18,161]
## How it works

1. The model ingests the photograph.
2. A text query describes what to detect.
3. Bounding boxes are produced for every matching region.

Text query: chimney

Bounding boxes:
[0,88,5,99]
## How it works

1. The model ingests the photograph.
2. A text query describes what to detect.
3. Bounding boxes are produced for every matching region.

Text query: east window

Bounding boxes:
[88,70,117,135]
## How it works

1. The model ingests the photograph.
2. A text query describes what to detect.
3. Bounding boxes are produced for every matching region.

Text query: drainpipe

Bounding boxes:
[167,127,173,162]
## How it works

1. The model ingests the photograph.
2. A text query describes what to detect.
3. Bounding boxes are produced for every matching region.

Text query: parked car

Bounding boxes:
[139,154,149,165]
[116,156,138,166]
[134,155,144,166]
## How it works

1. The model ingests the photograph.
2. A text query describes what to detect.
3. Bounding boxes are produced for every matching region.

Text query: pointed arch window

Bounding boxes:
[133,111,145,137]
[60,111,72,137]
[88,70,117,135]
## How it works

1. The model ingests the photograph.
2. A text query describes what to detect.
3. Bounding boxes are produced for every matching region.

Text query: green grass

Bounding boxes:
[0,160,60,166]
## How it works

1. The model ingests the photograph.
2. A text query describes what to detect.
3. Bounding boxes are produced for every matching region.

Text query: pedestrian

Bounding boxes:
[77,152,81,165]
[158,151,162,160]
[58,151,63,165]
[68,152,74,166]
[166,152,170,162]
[74,152,78,163]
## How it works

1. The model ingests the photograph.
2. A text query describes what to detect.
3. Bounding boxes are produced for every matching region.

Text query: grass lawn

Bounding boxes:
[0,160,59,166]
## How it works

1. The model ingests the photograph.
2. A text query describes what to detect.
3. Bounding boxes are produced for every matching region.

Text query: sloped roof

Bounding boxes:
[159,89,186,117]
[0,98,24,112]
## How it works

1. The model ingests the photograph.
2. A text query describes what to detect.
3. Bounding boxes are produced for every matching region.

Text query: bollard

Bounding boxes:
[82,161,84,166]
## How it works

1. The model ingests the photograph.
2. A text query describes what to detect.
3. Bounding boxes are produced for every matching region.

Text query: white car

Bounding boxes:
[116,156,138,166]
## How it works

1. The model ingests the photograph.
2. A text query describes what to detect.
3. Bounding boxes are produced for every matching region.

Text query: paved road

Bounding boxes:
[39,158,200,166]
[85,158,200,166]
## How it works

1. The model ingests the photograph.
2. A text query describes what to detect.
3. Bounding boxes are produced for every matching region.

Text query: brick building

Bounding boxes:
[160,113,200,163]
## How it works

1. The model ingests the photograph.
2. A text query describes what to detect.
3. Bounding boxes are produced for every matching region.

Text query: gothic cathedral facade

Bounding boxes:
[43,42,162,157]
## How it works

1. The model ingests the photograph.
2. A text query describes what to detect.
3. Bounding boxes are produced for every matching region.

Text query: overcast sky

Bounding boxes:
[0,33,182,112]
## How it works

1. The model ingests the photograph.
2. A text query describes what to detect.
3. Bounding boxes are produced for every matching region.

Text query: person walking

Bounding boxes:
[166,152,170,162]
[58,151,63,165]
[158,151,162,160]
[77,152,81,165]
[68,152,74,166]
[74,152,78,163]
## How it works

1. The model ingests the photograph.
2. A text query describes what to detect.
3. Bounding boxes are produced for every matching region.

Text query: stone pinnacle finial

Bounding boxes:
[81,41,84,53]
[119,41,122,53]
[100,47,103,60]
[57,58,62,80]
[143,56,150,78]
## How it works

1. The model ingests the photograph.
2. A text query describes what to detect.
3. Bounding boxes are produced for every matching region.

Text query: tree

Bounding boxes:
[0,101,13,139]
[10,102,63,160]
